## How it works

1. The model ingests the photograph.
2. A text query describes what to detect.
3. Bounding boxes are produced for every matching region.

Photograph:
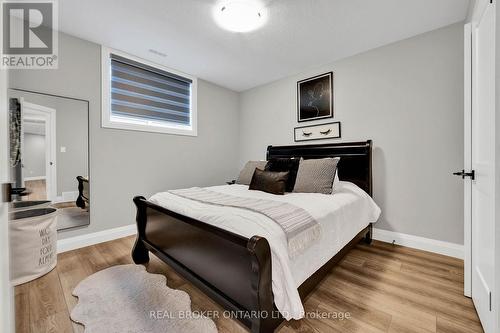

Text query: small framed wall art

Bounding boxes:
[294,121,341,142]
[297,72,334,122]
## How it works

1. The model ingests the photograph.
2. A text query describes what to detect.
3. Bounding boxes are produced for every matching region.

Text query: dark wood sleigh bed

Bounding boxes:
[132,140,374,333]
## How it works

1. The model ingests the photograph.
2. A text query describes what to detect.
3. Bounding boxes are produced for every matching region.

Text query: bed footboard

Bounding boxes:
[132,196,283,333]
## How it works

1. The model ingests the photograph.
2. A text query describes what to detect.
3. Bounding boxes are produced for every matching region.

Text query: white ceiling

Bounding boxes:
[59,0,470,92]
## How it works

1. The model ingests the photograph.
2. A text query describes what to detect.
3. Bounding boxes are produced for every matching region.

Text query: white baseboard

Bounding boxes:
[62,191,78,201]
[23,176,46,181]
[55,224,463,259]
[373,228,464,259]
[57,224,136,253]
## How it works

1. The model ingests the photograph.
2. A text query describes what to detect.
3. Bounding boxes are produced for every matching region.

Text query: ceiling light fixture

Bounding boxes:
[213,1,267,33]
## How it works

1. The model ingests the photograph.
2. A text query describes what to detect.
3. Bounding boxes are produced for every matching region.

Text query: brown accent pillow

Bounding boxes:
[249,168,289,195]
[264,158,300,192]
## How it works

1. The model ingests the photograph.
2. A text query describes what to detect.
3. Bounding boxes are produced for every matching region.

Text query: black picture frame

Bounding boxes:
[294,121,341,142]
[297,72,334,122]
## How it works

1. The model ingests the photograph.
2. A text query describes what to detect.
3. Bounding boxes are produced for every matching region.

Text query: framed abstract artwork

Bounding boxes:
[294,122,341,142]
[297,72,333,122]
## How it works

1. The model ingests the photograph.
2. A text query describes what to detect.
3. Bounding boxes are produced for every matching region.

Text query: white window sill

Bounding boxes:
[102,119,197,136]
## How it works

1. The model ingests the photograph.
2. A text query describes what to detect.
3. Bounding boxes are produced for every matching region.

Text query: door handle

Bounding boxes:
[453,169,475,180]
[2,184,31,202]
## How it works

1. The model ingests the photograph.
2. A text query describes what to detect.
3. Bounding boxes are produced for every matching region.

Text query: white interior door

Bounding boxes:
[471,1,496,332]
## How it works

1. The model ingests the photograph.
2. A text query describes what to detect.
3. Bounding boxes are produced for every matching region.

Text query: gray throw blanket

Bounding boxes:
[169,187,321,258]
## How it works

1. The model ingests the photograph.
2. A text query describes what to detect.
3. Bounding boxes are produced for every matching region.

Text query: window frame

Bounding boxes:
[101,46,198,136]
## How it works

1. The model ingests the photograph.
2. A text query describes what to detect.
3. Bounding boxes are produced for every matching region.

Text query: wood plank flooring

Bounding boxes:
[15,237,483,333]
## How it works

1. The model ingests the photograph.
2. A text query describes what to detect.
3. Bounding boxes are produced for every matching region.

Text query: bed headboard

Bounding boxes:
[266,140,373,196]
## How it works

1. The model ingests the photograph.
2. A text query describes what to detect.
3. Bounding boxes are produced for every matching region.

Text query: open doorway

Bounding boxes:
[20,101,57,202]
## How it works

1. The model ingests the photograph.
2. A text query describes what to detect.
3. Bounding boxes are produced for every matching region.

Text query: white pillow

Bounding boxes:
[331,156,342,193]
[332,170,340,193]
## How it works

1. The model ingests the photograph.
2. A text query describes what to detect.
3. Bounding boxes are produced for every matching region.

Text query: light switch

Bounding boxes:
[60,146,66,153]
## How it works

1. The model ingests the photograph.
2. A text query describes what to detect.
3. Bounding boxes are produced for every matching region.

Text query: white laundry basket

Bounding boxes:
[9,208,58,286]
[9,200,51,212]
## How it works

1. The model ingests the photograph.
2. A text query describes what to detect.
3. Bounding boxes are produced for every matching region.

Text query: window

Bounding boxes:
[102,47,197,136]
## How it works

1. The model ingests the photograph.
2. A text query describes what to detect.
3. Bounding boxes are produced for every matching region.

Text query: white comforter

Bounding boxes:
[150,181,381,320]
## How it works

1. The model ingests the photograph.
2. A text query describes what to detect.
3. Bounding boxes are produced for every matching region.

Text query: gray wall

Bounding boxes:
[54,99,88,196]
[8,25,464,245]
[23,134,45,179]
[9,32,240,239]
[238,23,464,244]
[9,90,89,196]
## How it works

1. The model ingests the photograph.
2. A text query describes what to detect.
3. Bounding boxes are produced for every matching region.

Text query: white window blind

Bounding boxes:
[110,54,192,126]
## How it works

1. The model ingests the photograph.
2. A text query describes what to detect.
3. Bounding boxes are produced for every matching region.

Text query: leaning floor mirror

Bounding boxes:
[8,89,90,231]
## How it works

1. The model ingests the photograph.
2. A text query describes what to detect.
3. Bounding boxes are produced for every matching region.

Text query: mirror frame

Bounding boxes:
[8,88,91,230]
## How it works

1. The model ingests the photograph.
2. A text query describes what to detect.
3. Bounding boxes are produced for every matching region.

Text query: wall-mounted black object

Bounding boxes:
[132,141,373,333]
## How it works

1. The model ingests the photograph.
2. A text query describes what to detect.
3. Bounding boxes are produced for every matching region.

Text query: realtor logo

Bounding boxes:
[1,0,58,69]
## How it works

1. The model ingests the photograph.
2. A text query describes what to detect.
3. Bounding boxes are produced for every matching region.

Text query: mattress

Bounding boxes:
[150,181,381,320]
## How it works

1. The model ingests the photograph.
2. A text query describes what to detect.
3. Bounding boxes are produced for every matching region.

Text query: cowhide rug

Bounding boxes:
[71,264,218,333]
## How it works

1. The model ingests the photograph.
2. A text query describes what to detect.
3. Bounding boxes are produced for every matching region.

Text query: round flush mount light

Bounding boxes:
[213,1,267,33]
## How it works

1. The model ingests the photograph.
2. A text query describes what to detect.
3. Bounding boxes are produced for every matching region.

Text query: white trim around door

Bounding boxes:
[464,22,473,298]
[0,65,14,333]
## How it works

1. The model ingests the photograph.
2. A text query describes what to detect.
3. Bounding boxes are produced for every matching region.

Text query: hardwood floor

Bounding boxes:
[15,238,483,333]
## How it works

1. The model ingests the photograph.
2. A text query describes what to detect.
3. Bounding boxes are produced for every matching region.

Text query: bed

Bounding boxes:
[132,141,379,333]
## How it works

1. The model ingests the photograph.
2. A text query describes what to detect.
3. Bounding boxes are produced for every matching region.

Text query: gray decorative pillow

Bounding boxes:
[236,160,268,185]
[293,157,340,194]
